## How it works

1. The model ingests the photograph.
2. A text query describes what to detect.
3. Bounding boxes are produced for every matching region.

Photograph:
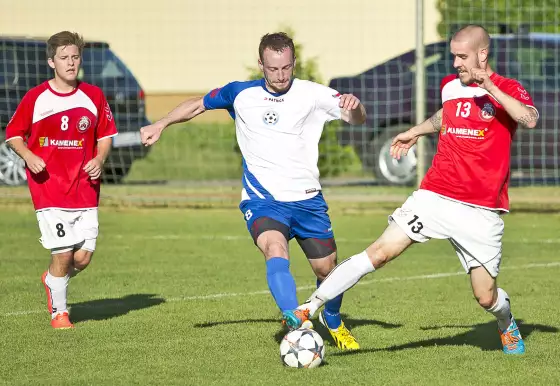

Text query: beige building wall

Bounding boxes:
[1,0,441,119]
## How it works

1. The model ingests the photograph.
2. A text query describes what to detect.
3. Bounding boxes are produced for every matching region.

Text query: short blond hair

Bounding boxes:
[47,31,85,59]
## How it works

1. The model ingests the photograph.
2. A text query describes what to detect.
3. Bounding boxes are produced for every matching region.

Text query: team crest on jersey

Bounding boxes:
[77,116,91,132]
[479,103,496,121]
[263,110,279,125]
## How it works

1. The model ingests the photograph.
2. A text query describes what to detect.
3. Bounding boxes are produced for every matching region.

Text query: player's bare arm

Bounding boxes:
[339,94,366,125]
[390,109,443,160]
[83,137,112,180]
[140,96,206,146]
[6,138,46,174]
[471,68,539,129]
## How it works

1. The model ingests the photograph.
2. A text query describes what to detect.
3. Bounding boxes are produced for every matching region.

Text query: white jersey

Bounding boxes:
[203,78,342,202]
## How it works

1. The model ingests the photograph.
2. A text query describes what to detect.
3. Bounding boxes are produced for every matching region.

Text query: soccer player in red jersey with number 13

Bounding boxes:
[284,25,539,355]
[5,31,118,329]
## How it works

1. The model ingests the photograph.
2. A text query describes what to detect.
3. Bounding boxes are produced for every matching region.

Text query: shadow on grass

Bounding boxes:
[192,314,403,346]
[70,294,165,323]
[330,319,559,356]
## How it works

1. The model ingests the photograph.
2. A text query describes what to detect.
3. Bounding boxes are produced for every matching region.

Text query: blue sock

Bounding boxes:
[266,258,298,312]
[318,279,343,329]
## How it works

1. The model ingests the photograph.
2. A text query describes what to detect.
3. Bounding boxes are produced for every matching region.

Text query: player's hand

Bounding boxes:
[390,130,419,160]
[470,68,495,90]
[339,94,361,110]
[140,122,165,147]
[83,156,104,180]
[23,152,46,174]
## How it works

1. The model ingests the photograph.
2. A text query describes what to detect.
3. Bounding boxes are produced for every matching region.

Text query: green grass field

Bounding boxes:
[1,189,559,385]
[0,188,560,385]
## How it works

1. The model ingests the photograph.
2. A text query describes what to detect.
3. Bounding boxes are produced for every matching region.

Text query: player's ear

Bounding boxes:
[47,57,55,70]
[478,48,488,64]
[258,58,264,72]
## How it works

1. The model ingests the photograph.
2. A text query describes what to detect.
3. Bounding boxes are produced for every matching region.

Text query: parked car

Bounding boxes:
[330,28,560,185]
[0,36,150,185]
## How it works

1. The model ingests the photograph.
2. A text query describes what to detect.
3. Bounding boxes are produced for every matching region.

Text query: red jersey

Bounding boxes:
[420,73,537,211]
[5,81,118,210]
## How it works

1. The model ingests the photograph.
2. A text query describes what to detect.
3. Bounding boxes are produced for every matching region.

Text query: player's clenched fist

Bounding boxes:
[338,94,361,111]
[140,122,165,147]
[83,157,104,180]
[470,68,495,90]
[24,153,46,174]
[390,130,419,160]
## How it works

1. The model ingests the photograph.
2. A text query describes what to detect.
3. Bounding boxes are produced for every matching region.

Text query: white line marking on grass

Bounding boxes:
[4,262,559,317]
[109,234,560,245]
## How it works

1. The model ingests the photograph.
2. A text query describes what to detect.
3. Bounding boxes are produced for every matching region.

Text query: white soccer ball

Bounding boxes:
[279,328,325,368]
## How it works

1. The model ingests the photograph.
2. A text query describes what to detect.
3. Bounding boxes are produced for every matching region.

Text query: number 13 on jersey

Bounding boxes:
[456,102,471,118]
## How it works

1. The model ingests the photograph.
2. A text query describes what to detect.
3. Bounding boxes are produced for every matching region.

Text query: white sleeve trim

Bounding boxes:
[5,136,23,143]
[97,133,118,141]
[527,104,540,119]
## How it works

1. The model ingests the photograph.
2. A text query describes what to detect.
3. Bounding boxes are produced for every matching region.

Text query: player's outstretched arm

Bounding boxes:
[339,94,366,125]
[390,109,442,159]
[140,96,206,146]
[6,138,46,174]
[413,108,443,136]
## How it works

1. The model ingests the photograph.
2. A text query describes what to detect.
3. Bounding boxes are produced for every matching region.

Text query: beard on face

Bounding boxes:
[264,73,291,93]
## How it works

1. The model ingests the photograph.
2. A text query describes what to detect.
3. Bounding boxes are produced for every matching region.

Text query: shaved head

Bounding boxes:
[452,24,490,51]
[450,24,492,85]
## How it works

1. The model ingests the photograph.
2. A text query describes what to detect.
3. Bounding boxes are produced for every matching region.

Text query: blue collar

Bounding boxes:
[260,78,293,96]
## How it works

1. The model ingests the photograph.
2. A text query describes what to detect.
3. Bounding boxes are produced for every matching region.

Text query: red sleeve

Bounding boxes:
[499,79,536,108]
[5,93,34,142]
[96,91,118,140]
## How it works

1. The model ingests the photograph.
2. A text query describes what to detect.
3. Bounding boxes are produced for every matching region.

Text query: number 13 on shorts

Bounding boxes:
[389,206,430,243]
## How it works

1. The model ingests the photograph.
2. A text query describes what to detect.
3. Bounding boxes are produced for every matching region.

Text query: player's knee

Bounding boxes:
[262,240,289,259]
[73,251,93,270]
[366,242,392,269]
[366,224,411,269]
[312,254,337,281]
[474,291,496,309]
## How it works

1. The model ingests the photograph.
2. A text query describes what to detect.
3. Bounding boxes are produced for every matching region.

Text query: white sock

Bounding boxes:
[487,287,512,331]
[45,272,69,318]
[300,251,375,316]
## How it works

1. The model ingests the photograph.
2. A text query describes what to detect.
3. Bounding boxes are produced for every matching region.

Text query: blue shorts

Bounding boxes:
[239,192,334,240]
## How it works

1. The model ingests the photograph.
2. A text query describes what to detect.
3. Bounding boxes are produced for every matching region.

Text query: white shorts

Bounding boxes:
[36,208,99,254]
[389,189,504,277]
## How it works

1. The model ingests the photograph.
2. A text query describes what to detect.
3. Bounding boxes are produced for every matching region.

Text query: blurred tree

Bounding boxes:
[437,0,560,38]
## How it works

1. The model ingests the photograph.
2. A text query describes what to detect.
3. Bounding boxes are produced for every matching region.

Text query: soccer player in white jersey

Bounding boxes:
[5,32,118,329]
[286,25,539,355]
[140,32,366,350]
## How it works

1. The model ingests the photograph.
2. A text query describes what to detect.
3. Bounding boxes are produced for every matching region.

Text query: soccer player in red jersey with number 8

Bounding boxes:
[5,31,118,329]
[284,25,539,355]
